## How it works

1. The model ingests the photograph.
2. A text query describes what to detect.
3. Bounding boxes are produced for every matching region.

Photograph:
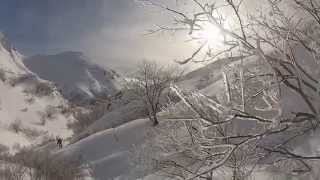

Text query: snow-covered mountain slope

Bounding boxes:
[58,118,153,180]
[72,91,147,141]
[178,56,241,91]
[58,114,320,180]
[24,51,124,105]
[0,34,74,152]
[53,58,249,179]
[58,53,320,180]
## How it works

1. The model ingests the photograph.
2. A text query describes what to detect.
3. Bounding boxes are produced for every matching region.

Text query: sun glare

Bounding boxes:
[192,22,225,48]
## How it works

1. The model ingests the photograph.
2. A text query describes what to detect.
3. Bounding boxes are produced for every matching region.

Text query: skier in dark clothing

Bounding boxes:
[56,137,63,149]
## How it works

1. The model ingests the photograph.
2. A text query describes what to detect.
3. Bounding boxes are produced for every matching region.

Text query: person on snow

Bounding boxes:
[56,137,63,149]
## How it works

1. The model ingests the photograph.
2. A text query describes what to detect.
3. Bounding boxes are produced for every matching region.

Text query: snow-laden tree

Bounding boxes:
[127,60,181,126]
[134,0,320,179]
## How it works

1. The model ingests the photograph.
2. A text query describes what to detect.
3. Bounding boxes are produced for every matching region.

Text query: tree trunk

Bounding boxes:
[153,115,159,126]
[147,110,159,126]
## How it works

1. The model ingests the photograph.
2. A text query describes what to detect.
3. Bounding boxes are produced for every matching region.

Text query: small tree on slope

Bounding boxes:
[128,60,181,126]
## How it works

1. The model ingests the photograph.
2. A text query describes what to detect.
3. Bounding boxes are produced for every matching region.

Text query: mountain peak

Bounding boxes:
[24,52,123,105]
[58,51,84,56]
[0,32,13,53]
[53,51,85,59]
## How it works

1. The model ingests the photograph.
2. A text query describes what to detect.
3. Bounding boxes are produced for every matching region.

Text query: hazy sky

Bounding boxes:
[0,0,196,72]
[0,0,289,73]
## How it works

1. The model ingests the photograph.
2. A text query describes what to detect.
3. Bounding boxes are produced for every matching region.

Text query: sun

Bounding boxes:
[191,21,225,48]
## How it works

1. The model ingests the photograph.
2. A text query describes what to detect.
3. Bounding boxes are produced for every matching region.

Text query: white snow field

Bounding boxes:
[58,118,154,180]
[74,98,146,142]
